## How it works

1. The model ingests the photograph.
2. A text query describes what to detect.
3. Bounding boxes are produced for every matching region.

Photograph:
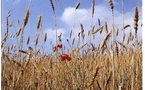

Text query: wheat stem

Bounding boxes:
[108,0,115,89]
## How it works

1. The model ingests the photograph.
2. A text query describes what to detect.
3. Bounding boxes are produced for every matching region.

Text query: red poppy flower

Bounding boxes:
[57,44,62,48]
[60,54,71,61]
[54,44,62,51]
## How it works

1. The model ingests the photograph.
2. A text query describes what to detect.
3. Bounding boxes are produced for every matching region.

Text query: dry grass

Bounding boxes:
[1,0,142,90]
[1,49,142,90]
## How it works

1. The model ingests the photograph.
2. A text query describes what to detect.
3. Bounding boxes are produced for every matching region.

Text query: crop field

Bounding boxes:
[1,0,142,90]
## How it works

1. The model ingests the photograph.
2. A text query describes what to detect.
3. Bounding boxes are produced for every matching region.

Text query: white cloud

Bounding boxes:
[61,7,90,26]
[60,4,142,41]
[43,3,142,45]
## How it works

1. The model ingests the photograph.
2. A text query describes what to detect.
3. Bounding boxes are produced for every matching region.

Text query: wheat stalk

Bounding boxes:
[88,65,103,87]
[70,30,73,38]
[116,29,119,37]
[90,43,95,51]
[123,33,125,43]
[91,26,103,35]
[127,36,130,45]
[134,7,139,39]
[98,18,101,26]
[99,29,112,51]
[99,27,103,34]
[117,40,127,50]
[2,11,11,48]
[104,22,108,34]
[104,71,112,90]
[16,28,22,37]
[1,34,8,48]
[27,37,30,45]
[72,42,87,54]
[35,36,39,47]
[75,1,80,10]
[36,15,42,29]
[19,50,28,54]
[108,0,114,10]
[80,24,84,37]
[24,53,31,67]
[89,0,95,45]
[72,38,75,46]
[122,25,130,30]
[108,0,115,89]
[115,42,119,57]
[49,0,55,13]
[91,0,95,17]
[18,1,32,57]
[44,33,47,43]
[12,60,25,70]
[131,55,135,90]
[129,31,134,41]
[23,8,30,27]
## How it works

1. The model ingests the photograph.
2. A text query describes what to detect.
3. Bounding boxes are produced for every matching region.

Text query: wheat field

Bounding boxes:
[1,0,142,90]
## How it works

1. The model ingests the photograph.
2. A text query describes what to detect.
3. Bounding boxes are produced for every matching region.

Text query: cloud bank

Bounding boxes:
[44,4,142,43]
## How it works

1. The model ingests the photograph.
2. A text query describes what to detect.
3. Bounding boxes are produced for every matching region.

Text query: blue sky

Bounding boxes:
[1,0,142,53]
